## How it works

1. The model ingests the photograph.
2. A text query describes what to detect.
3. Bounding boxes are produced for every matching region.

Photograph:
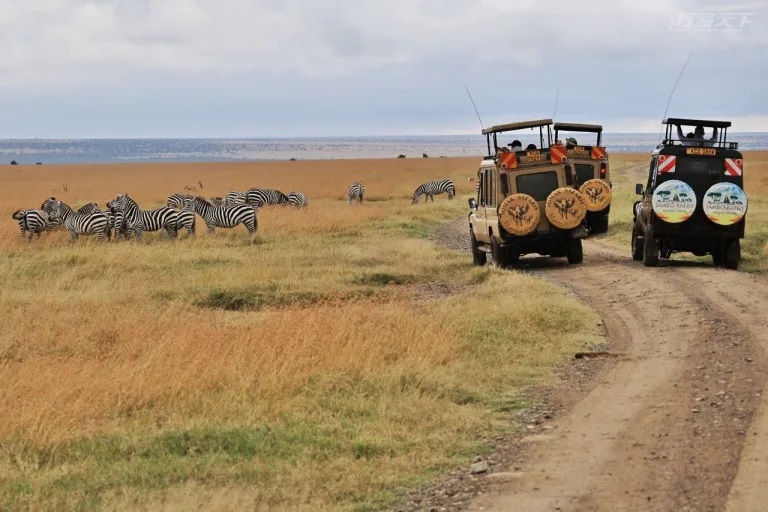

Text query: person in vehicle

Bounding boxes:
[526,143,537,151]
[565,137,577,149]
[676,124,718,147]
[507,140,523,151]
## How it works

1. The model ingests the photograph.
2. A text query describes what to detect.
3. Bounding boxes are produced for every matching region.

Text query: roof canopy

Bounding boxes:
[482,118,553,135]
[553,122,603,132]
[663,117,732,128]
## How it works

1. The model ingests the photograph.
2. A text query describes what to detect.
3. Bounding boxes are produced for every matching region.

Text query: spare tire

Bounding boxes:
[497,193,540,236]
[702,182,748,226]
[545,187,587,229]
[579,179,612,212]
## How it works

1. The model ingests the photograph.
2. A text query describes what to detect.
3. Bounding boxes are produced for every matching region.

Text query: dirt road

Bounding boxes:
[427,220,768,512]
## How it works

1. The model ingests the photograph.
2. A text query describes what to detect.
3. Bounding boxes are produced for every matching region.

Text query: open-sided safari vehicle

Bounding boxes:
[468,118,597,268]
[632,117,746,269]
[553,122,612,234]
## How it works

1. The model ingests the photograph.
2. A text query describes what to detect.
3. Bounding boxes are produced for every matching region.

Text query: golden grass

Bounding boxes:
[0,157,602,511]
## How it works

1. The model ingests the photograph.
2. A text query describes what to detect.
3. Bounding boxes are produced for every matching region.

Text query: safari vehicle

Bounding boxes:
[468,118,594,267]
[553,122,612,234]
[632,118,746,269]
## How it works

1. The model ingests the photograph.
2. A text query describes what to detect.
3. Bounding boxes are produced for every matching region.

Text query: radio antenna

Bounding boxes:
[659,49,694,142]
[553,87,560,122]
[465,86,484,130]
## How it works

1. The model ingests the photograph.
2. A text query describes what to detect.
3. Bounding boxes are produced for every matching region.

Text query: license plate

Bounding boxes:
[573,146,586,154]
[526,150,541,161]
[686,147,716,156]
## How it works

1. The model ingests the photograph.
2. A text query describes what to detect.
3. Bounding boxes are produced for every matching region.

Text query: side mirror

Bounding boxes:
[468,197,477,210]
[635,184,644,196]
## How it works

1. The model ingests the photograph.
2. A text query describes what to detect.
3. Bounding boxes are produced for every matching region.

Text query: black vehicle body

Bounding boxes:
[633,118,745,269]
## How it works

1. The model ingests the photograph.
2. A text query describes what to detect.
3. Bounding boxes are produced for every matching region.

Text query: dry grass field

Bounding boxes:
[0,158,604,511]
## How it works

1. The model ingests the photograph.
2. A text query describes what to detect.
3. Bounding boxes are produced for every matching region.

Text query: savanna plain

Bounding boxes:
[1,152,766,511]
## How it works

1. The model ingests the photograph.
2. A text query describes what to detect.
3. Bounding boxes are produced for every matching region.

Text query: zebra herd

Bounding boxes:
[9,179,456,242]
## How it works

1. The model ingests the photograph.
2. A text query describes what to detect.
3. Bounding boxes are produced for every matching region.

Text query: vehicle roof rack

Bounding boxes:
[663,117,732,129]
[482,118,553,135]
[553,122,603,133]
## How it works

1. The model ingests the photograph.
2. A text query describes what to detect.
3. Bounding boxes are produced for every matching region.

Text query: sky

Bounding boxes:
[1,0,766,138]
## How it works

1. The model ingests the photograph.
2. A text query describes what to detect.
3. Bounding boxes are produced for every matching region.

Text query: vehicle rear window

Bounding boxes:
[574,164,595,186]
[516,172,559,201]
[675,156,725,175]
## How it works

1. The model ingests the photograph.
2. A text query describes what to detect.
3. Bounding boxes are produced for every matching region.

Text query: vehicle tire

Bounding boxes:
[643,231,659,267]
[470,229,486,266]
[490,235,510,269]
[566,238,583,264]
[631,226,643,261]
[724,239,740,270]
[589,215,609,234]
[712,244,725,266]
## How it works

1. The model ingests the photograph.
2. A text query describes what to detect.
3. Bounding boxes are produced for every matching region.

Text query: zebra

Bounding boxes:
[210,196,226,207]
[77,202,101,215]
[48,200,111,241]
[11,209,53,240]
[186,196,257,237]
[411,179,455,203]
[286,192,308,207]
[347,183,365,204]
[167,193,193,210]
[109,193,178,240]
[176,208,196,236]
[245,188,289,207]
[224,191,247,208]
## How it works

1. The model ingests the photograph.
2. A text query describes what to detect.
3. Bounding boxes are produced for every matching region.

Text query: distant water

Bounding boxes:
[1,133,767,165]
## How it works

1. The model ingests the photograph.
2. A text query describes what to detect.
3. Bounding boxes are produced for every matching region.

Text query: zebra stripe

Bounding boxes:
[245,188,289,207]
[286,192,308,207]
[12,209,52,240]
[77,202,100,215]
[110,194,178,240]
[49,200,110,241]
[347,183,365,204]
[167,193,193,210]
[176,209,196,235]
[187,196,257,236]
[412,179,455,203]
[224,191,247,208]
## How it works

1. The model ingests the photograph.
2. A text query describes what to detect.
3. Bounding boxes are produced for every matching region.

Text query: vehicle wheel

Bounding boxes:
[712,244,725,266]
[490,236,510,268]
[631,226,643,261]
[470,229,486,266]
[724,239,740,270]
[643,231,659,267]
[566,238,583,264]
[589,215,609,234]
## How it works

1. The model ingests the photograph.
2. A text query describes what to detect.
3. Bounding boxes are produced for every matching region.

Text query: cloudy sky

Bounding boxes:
[1,0,766,137]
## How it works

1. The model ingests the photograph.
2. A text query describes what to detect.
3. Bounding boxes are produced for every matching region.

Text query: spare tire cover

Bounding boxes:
[702,182,748,226]
[545,188,588,229]
[579,179,612,212]
[498,193,540,236]
[651,179,696,223]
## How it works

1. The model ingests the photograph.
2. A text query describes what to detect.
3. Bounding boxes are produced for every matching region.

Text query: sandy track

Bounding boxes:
[429,219,768,512]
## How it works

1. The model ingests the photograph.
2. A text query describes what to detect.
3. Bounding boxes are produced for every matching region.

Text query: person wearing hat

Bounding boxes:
[565,137,578,149]
[507,140,523,152]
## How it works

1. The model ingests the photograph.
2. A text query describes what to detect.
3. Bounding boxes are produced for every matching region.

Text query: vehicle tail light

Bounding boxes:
[600,162,607,178]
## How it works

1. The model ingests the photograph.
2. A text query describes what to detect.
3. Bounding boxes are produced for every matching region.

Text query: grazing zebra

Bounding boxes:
[109,194,178,240]
[49,200,111,241]
[347,183,365,204]
[411,179,455,203]
[245,188,289,207]
[186,196,257,237]
[11,209,52,240]
[224,191,247,208]
[286,192,308,207]
[167,193,193,210]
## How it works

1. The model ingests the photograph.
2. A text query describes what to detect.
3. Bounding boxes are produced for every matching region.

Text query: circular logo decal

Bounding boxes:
[702,182,747,226]
[651,180,696,223]
[579,179,612,212]
[498,193,540,236]
[545,188,587,230]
